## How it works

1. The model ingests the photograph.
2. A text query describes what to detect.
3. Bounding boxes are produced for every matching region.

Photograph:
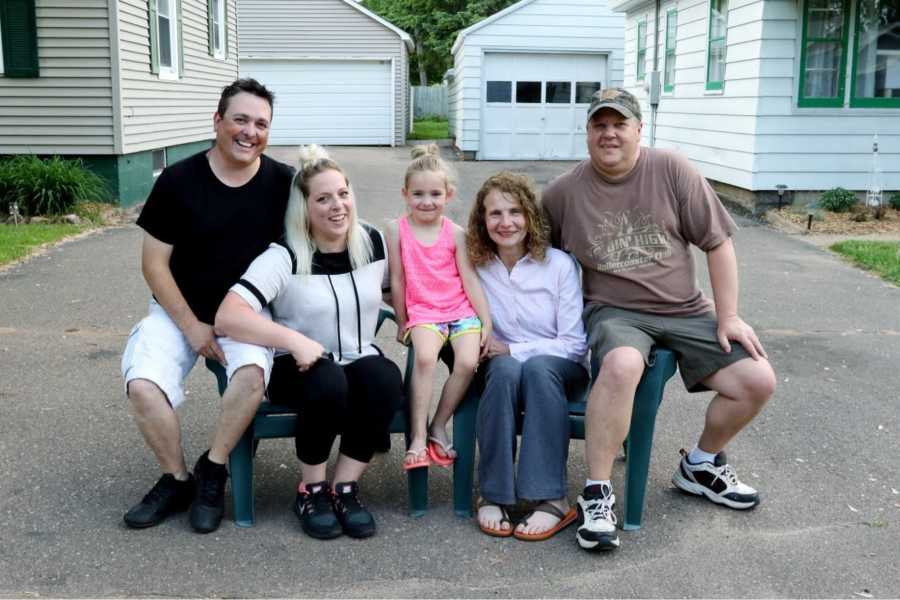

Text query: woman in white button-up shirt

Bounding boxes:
[465,172,589,541]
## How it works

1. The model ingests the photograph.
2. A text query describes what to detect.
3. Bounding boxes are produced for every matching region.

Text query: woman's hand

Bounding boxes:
[288,335,326,371]
[480,334,508,361]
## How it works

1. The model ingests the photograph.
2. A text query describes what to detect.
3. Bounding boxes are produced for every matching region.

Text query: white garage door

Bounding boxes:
[241,59,393,145]
[480,53,607,160]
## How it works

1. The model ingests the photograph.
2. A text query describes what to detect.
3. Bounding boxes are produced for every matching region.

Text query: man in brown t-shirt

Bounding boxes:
[542,88,776,552]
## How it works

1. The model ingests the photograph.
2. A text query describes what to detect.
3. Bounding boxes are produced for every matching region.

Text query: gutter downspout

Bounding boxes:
[650,0,661,147]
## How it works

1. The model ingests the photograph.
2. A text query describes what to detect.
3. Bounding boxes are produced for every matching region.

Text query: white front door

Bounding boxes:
[480,53,608,160]
[241,59,393,145]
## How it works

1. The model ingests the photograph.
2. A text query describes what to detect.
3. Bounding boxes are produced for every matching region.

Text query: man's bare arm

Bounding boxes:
[141,232,224,363]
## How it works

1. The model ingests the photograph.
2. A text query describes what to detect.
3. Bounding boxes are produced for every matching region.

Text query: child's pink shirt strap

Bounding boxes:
[398,215,476,329]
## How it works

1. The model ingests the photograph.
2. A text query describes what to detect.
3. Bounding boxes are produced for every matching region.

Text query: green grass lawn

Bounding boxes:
[0,223,87,267]
[830,240,900,286]
[408,118,449,140]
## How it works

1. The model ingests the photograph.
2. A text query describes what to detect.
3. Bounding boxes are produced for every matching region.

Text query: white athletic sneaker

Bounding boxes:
[575,483,620,551]
[671,448,760,510]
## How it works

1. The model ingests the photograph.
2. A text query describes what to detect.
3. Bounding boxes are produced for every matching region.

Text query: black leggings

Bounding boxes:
[267,354,404,465]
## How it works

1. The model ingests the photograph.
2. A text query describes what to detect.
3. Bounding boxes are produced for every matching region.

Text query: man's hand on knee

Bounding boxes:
[716,315,766,360]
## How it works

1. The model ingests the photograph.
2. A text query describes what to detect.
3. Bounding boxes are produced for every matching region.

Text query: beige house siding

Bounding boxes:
[0,0,115,154]
[117,0,238,154]
[238,0,409,145]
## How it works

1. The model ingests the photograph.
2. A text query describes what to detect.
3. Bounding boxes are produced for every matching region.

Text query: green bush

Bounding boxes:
[889,191,900,210]
[818,187,857,213]
[0,155,109,217]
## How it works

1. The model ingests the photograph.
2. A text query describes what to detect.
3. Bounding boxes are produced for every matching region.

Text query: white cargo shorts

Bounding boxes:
[121,299,274,408]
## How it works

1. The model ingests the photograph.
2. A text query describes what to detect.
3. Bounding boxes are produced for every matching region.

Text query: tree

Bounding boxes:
[363,0,519,85]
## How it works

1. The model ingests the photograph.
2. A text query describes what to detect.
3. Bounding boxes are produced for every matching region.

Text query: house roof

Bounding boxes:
[450,0,539,55]
[343,0,414,51]
[608,0,653,13]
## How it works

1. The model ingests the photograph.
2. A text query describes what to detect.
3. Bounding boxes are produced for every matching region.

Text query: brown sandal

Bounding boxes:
[476,499,514,538]
[513,502,577,541]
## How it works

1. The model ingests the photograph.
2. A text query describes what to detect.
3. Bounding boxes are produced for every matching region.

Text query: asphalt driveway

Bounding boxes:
[0,145,898,598]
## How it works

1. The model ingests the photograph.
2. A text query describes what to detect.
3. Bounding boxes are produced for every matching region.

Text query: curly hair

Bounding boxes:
[466,171,549,267]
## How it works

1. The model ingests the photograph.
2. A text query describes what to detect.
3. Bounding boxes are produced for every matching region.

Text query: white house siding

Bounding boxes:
[451,0,625,156]
[238,0,409,145]
[618,0,899,193]
[0,0,115,155]
[117,0,238,154]
[621,0,759,189]
[751,0,899,191]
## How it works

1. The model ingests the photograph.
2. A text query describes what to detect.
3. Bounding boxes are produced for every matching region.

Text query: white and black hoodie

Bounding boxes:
[230,224,389,365]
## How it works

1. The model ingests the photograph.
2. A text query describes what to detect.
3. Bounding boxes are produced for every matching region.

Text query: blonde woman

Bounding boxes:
[216,145,402,540]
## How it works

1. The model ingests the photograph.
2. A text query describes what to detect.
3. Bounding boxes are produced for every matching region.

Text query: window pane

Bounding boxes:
[486,81,512,102]
[158,15,172,67]
[708,39,726,82]
[637,21,647,51]
[807,0,844,38]
[516,81,541,103]
[854,0,900,99]
[546,81,571,103]
[666,11,678,47]
[152,149,166,174]
[576,81,602,102]
[711,0,729,39]
[804,41,842,96]
[157,0,169,18]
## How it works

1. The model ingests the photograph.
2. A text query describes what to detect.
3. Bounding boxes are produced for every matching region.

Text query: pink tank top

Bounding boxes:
[398,215,475,328]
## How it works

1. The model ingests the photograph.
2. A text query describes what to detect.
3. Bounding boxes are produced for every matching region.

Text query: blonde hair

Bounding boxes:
[285,145,372,275]
[466,171,549,266]
[404,143,456,191]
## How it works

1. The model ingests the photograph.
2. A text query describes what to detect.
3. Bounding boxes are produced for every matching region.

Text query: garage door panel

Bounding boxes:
[241,59,392,145]
[480,52,606,160]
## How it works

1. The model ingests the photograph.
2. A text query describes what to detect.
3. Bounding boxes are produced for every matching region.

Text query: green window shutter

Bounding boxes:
[148,0,159,74]
[207,0,215,56]
[177,0,184,76]
[1,0,39,78]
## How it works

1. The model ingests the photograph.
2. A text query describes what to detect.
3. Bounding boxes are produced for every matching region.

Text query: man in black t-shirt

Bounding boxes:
[121,79,293,533]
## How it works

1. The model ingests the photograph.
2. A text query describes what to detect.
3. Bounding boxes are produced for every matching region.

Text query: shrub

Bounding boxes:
[889,191,900,211]
[0,155,110,217]
[818,187,857,213]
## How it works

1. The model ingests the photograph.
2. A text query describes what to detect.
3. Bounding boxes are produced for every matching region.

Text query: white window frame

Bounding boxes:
[152,149,167,177]
[211,0,226,59]
[156,0,179,80]
[0,13,5,76]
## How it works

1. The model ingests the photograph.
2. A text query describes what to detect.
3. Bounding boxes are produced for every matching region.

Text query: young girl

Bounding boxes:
[386,144,492,471]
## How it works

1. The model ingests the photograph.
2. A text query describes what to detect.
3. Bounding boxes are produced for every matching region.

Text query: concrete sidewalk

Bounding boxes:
[1,145,898,598]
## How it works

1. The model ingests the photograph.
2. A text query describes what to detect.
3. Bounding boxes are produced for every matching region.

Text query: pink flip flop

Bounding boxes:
[403,447,431,471]
[426,437,455,468]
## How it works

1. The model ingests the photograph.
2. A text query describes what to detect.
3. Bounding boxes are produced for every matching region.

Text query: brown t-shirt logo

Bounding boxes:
[589,209,672,273]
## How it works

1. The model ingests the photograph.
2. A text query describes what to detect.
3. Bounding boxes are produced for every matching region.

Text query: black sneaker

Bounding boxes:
[293,481,342,540]
[332,481,376,539]
[189,450,228,533]
[124,473,195,529]
[575,483,620,551]
[672,448,760,510]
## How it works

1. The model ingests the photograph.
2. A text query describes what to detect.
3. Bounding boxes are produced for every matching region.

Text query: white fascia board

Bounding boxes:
[609,0,655,14]
[450,0,539,55]
[340,0,414,52]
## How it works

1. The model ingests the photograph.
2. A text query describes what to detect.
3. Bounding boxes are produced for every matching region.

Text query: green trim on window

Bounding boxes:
[664,8,677,92]
[705,0,728,90]
[148,0,159,74]
[849,0,900,108]
[636,18,647,81]
[0,0,39,78]
[797,0,850,107]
